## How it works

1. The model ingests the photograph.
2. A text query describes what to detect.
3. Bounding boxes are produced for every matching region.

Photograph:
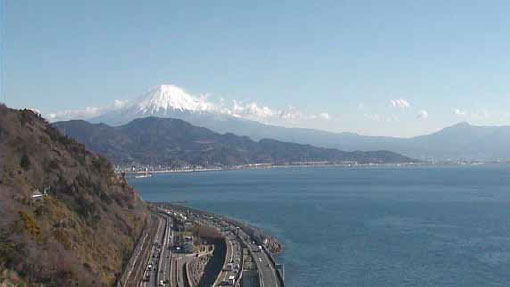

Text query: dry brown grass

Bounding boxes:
[0,106,149,286]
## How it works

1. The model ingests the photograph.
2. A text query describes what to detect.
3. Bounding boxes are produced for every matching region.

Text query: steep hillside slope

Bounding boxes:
[0,105,148,286]
[54,117,416,167]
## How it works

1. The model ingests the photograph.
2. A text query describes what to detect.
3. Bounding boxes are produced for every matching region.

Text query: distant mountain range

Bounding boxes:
[54,117,416,167]
[239,121,510,161]
[81,85,510,161]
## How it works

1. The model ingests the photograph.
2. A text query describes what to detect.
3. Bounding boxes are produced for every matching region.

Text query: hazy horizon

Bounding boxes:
[2,0,510,137]
[3,2,510,285]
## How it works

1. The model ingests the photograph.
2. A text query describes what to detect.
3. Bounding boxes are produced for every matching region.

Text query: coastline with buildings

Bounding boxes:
[118,161,424,178]
[116,160,503,179]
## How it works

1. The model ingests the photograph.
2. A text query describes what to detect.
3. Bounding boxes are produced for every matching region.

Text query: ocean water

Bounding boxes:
[130,165,510,286]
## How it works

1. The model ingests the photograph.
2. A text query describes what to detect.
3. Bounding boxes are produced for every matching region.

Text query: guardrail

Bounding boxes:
[154,203,284,287]
[137,214,160,287]
[116,215,152,287]
[156,215,169,285]
[260,245,285,287]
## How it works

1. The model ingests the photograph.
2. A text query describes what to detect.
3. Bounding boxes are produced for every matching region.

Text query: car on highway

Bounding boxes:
[143,273,150,282]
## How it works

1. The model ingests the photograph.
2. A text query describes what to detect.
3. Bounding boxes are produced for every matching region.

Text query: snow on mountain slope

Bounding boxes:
[53,84,510,161]
[51,84,331,131]
[87,84,225,126]
[130,84,216,114]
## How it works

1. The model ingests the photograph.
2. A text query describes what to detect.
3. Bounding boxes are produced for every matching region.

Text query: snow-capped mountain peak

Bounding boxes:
[132,84,215,114]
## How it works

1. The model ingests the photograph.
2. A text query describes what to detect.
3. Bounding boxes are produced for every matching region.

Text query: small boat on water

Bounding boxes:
[134,173,152,179]
[134,168,152,179]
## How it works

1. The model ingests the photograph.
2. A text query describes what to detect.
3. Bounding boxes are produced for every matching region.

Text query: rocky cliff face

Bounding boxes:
[0,105,149,286]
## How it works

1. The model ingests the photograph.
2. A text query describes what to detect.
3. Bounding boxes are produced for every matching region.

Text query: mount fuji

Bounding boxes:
[92,85,222,125]
[90,85,338,149]
[70,84,510,161]
[89,85,371,152]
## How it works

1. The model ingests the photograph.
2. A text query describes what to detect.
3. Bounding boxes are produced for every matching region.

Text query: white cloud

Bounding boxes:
[452,108,490,120]
[278,106,302,120]
[48,106,102,121]
[454,108,466,117]
[318,112,330,120]
[231,101,278,120]
[47,99,129,121]
[113,99,130,109]
[45,84,332,125]
[230,101,329,122]
[392,99,410,108]
[417,110,428,119]
[390,98,410,109]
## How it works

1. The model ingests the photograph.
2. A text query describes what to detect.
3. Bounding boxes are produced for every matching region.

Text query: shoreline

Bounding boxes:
[121,161,419,176]
[153,202,285,286]
[120,160,507,177]
[152,202,284,255]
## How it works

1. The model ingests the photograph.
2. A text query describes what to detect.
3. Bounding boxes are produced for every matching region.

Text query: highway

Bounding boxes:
[157,216,172,286]
[158,203,283,287]
[168,252,206,287]
[177,255,194,287]
[121,205,283,287]
[138,213,173,287]
[238,231,280,287]
[254,250,279,287]
[140,215,164,287]
[121,214,159,287]
[169,254,177,286]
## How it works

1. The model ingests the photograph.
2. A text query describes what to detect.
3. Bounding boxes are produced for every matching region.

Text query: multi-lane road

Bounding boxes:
[160,204,284,287]
[120,213,163,287]
[140,214,164,287]
[158,216,172,286]
[213,231,240,286]
[136,213,173,287]
[121,205,283,287]
[238,231,280,287]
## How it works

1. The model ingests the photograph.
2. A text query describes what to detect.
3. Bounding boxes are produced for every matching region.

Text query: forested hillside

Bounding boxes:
[0,105,148,286]
[55,117,416,167]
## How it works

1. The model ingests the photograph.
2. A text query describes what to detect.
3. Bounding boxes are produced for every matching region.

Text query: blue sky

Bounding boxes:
[2,0,510,137]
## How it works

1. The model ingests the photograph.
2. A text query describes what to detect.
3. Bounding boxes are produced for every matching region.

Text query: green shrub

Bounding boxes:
[18,211,41,240]
[20,154,30,170]
[48,159,59,170]
[75,197,98,221]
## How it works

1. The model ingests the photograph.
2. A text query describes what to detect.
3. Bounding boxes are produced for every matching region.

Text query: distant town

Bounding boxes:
[115,160,507,178]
